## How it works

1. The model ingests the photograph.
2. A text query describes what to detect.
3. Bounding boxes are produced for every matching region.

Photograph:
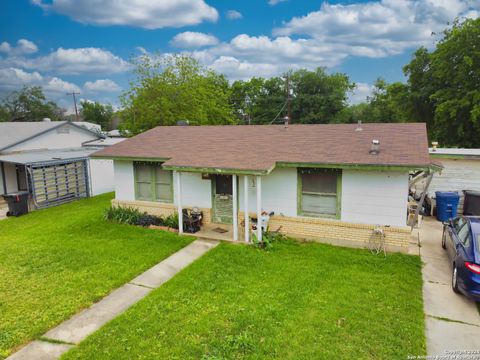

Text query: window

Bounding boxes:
[457,222,471,246]
[134,162,172,202]
[299,169,341,218]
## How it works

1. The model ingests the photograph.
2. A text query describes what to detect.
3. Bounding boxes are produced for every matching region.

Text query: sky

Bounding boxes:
[0,0,479,112]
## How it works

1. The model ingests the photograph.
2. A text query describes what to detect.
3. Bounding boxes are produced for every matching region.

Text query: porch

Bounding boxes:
[175,171,264,243]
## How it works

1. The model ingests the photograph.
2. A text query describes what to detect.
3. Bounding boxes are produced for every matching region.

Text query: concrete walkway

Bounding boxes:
[420,218,480,355]
[7,239,219,360]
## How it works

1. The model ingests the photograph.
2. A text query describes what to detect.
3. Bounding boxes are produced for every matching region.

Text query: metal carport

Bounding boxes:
[0,148,98,209]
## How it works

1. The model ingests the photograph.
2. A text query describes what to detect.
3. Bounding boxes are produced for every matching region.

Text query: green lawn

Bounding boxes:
[63,240,426,359]
[0,193,193,359]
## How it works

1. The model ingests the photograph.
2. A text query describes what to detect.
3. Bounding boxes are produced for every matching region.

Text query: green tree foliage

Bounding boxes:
[0,86,64,122]
[120,54,235,134]
[405,18,480,147]
[230,68,354,124]
[290,68,354,124]
[80,101,114,130]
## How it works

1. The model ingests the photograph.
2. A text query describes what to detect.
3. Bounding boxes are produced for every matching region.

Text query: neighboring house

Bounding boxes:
[418,148,480,213]
[92,123,439,252]
[0,121,122,209]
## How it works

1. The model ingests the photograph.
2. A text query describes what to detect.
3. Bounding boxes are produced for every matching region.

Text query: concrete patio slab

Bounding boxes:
[6,341,73,360]
[8,239,220,360]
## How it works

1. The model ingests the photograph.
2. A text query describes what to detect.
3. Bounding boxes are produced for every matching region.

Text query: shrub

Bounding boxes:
[164,213,179,229]
[104,206,142,225]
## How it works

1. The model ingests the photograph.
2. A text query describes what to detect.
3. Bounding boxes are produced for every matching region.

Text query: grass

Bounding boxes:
[63,240,426,359]
[0,193,193,359]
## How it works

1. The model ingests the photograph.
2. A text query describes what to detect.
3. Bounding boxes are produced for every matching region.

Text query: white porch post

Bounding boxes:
[175,171,183,234]
[232,174,238,241]
[256,175,262,243]
[244,175,249,243]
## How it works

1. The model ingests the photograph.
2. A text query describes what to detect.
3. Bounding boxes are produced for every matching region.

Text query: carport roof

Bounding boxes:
[0,148,99,165]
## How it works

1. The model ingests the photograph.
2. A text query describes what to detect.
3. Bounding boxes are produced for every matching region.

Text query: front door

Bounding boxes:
[213,175,233,224]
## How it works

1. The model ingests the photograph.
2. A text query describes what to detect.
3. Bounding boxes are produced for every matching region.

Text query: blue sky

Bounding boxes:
[0,0,478,112]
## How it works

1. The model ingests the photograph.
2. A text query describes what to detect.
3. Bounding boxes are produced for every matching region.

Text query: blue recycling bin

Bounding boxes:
[435,191,460,222]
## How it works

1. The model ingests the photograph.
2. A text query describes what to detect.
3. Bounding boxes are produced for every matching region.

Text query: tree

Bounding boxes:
[404,18,480,147]
[0,86,64,122]
[80,101,114,130]
[290,68,354,124]
[120,54,235,134]
[230,68,354,124]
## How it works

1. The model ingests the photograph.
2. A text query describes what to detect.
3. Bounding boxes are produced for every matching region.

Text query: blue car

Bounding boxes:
[442,216,480,301]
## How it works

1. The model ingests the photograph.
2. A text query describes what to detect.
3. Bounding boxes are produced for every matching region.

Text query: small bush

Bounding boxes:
[104,206,142,225]
[164,213,179,229]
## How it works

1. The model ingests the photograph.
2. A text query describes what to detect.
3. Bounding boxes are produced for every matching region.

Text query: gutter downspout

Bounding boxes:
[1,162,6,195]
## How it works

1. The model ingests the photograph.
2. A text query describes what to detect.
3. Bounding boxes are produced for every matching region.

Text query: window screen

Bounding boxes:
[155,168,172,202]
[134,163,172,202]
[135,164,152,200]
[300,169,339,216]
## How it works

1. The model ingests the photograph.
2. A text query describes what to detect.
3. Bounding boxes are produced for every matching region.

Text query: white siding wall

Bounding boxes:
[173,172,211,208]
[6,124,99,152]
[0,165,4,195]
[113,161,135,201]
[341,170,408,227]
[89,159,115,196]
[239,167,297,217]
[427,159,480,195]
[113,161,409,226]
[1,163,19,194]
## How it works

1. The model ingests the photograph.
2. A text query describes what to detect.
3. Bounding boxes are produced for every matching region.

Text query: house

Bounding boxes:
[0,121,123,210]
[413,147,480,214]
[92,123,440,252]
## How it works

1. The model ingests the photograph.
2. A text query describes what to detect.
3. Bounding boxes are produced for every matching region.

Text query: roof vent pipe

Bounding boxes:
[283,115,289,129]
[355,120,362,131]
[370,139,380,155]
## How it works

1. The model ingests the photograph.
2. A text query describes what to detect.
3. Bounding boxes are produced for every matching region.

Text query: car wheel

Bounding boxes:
[452,264,460,294]
[441,230,447,250]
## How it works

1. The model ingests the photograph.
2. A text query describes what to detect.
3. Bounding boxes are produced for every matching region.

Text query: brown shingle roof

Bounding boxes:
[93,123,432,173]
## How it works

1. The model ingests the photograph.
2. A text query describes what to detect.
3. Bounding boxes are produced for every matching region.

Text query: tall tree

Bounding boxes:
[120,54,235,134]
[290,68,354,124]
[230,68,354,124]
[80,101,114,130]
[0,86,64,122]
[404,18,480,147]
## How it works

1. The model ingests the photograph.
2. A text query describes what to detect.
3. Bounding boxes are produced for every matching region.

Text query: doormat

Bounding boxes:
[212,227,229,234]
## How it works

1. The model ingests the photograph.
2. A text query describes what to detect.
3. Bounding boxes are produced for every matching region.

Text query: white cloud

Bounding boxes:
[268,0,288,5]
[226,10,243,20]
[348,82,374,104]
[184,0,478,80]
[0,67,80,95]
[171,32,219,48]
[83,79,121,92]
[0,39,38,55]
[274,0,479,57]
[33,0,219,29]
[44,77,81,93]
[10,47,130,75]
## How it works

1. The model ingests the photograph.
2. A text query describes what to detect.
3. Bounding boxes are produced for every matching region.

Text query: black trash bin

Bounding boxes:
[463,190,480,216]
[2,191,29,216]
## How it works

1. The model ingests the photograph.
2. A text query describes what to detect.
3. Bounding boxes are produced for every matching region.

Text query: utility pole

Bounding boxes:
[66,92,80,121]
[286,74,291,125]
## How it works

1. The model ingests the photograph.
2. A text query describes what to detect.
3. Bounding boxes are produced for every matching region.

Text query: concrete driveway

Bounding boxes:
[420,217,480,355]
